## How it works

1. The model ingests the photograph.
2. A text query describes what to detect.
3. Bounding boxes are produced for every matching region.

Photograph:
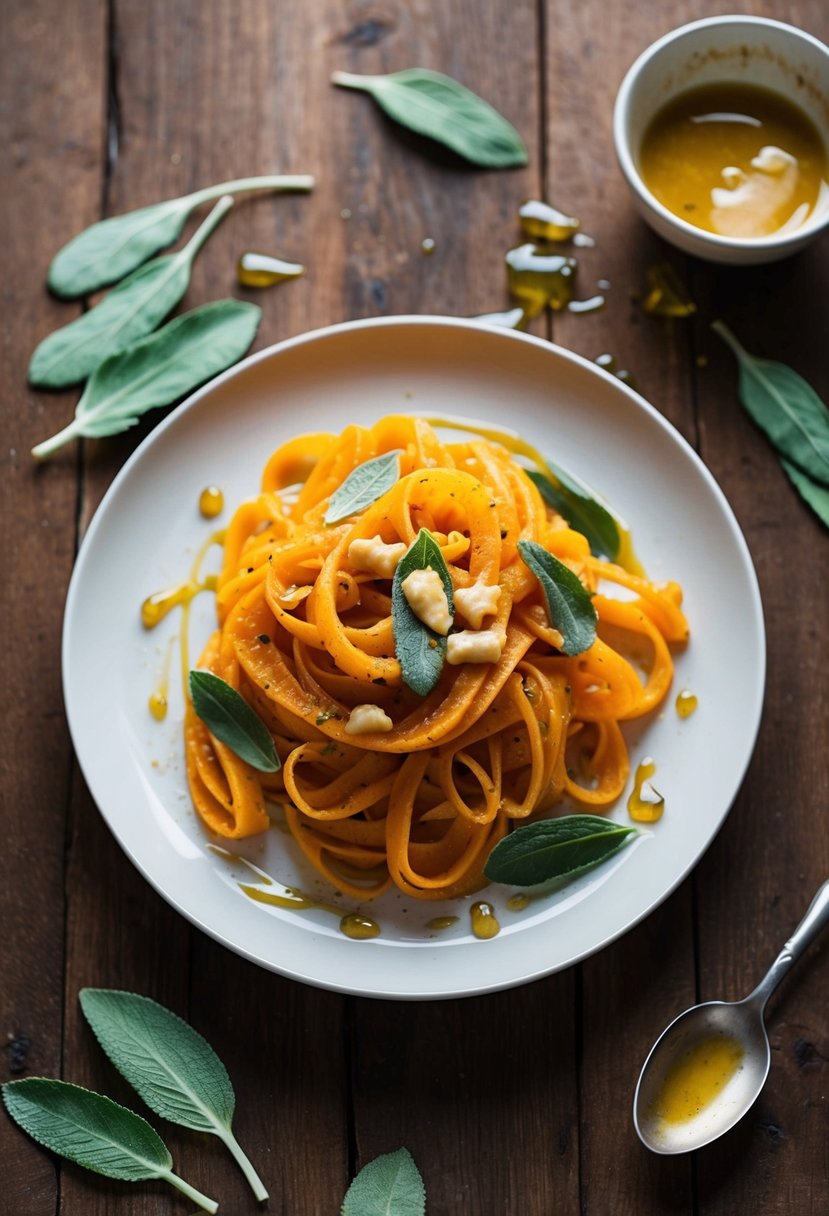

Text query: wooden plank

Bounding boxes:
[62,3,354,1212]
[689,126,829,1216]
[0,1,107,1212]
[317,3,580,1213]
[351,977,578,1214]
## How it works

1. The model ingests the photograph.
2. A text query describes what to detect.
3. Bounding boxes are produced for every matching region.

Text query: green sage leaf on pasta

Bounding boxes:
[189,670,280,773]
[517,539,597,656]
[341,1147,426,1216]
[31,299,261,460]
[1,1078,218,1213]
[484,814,637,887]
[30,197,234,388]
[324,449,403,524]
[713,320,829,489]
[47,174,314,298]
[79,988,268,1201]
[526,464,620,560]
[391,528,454,697]
[331,68,528,168]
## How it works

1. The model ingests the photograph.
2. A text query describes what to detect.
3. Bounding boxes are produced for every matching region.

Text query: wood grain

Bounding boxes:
[0,1,107,1212]
[4,0,829,1213]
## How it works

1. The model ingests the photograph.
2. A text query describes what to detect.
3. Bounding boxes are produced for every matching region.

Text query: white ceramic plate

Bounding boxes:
[63,317,765,1000]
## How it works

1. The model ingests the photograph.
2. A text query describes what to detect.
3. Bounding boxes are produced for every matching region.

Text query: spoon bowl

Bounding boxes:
[633,997,770,1153]
[633,879,829,1154]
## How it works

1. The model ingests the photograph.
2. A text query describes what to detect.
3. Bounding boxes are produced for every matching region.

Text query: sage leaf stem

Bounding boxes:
[48,173,314,298]
[30,196,234,388]
[1,1078,218,1213]
[332,68,528,168]
[31,299,261,459]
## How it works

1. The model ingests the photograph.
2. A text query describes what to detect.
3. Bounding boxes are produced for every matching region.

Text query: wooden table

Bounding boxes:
[4,1,828,1212]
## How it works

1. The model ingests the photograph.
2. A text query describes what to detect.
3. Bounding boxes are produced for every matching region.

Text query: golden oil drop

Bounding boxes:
[141,576,217,630]
[426,915,460,932]
[237,251,305,288]
[628,757,665,823]
[198,485,224,518]
[340,913,381,940]
[506,244,577,317]
[470,901,501,940]
[641,263,697,318]
[506,893,530,912]
[676,689,698,719]
[518,199,581,242]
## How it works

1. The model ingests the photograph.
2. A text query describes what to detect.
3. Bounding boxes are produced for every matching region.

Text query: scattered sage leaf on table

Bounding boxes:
[31,299,261,460]
[526,465,620,560]
[48,173,314,298]
[190,670,281,773]
[391,529,454,696]
[341,1147,426,1216]
[713,320,829,490]
[30,196,234,388]
[331,68,528,168]
[484,814,637,887]
[1,1078,218,1213]
[324,449,403,523]
[79,989,268,1201]
[518,539,597,655]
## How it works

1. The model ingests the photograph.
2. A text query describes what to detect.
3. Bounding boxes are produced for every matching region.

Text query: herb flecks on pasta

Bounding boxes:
[185,416,688,900]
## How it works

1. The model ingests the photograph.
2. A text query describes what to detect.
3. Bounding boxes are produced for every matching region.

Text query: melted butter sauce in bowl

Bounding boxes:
[614,15,829,263]
[640,82,829,239]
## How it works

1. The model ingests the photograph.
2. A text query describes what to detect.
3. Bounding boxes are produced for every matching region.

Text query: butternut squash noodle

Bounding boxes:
[185,415,688,901]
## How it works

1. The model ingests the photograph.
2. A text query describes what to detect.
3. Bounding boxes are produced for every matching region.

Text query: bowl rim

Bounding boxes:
[613,13,829,255]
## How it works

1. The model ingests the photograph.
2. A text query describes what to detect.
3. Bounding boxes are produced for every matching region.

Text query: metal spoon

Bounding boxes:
[633,878,829,1154]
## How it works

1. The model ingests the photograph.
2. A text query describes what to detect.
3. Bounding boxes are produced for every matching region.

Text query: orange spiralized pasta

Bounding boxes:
[185,415,689,901]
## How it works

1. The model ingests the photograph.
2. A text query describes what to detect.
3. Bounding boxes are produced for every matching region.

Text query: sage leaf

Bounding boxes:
[48,173,314,298]
[30,196,233,388]
[484,814,637,887]
[781,457,829,526]
[31,299,261,460]
[324,449,402,524]
[331,68,528,168]
[518,539,597,656]
[713,320,829,488]
[392,529,454,697]
[527,466,620,560]
[189,670,281,773]
[79,988,268,1202]
[1,1078,218,1213]
[342,1147,426,1216]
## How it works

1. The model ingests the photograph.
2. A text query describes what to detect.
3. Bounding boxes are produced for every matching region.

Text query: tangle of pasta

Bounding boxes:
[185,415,688,901]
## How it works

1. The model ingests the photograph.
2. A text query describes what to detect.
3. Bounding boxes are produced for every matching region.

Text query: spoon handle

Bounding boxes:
[746,878,829,1012]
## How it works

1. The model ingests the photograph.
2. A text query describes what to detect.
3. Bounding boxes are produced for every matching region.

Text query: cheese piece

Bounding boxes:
[446,628,505,665]
[348,535,407,578]
[401,568,452,635]
[344,703,394,735]
[453,580,501,629]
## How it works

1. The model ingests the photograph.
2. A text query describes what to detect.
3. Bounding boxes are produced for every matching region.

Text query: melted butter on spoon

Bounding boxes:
[634,879,829,1153]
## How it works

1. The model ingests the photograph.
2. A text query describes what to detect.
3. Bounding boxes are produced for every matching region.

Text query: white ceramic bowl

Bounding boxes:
[613,15,829,264]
